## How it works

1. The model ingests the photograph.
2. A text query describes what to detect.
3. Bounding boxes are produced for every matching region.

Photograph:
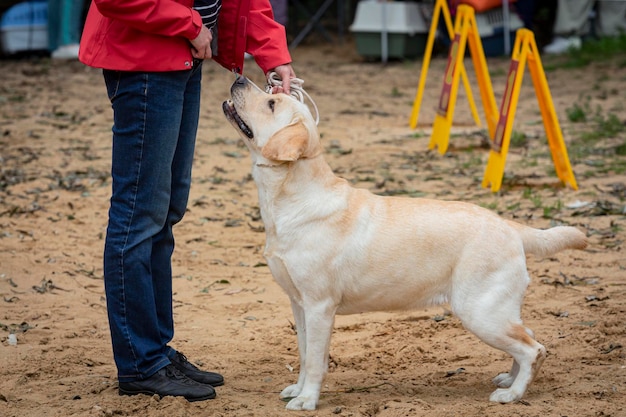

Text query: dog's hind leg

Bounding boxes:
[492,327,535,388]
[465,319,545,402]
[486,323,546,403]
[492,360,519,388]
[454,268,546,403]
[284,300,336,411]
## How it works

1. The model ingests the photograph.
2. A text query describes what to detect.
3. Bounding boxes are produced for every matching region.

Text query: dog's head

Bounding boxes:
[222,77,321,163]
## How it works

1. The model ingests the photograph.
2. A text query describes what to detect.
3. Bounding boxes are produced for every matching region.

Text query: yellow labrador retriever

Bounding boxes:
[222,77,588,411]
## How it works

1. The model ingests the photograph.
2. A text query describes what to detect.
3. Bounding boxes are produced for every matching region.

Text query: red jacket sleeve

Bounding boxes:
[214,0,291,74]
[93,0,202,40]
[246,0,292,73]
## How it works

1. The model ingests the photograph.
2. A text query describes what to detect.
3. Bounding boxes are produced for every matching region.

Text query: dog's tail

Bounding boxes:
[507,221,588,257]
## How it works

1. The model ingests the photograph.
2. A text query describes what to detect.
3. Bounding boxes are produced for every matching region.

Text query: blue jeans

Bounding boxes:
[102,64,202,382]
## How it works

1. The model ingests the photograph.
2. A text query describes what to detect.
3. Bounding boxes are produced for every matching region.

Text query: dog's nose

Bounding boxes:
[233,76,248,87]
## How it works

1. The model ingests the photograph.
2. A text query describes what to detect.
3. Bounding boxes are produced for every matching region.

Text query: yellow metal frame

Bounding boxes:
[482,29,578,192]
[428,5,499,155]
[408,0,481,130]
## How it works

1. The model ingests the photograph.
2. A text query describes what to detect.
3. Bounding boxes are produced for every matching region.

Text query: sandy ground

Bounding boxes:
[0,43,625,417]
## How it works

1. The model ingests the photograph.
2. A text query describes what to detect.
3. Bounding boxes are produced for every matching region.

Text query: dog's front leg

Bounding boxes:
[280,300,307,400]
[284,300,335,411]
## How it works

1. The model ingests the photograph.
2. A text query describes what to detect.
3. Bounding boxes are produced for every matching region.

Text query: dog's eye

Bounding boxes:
[268,99,275,112]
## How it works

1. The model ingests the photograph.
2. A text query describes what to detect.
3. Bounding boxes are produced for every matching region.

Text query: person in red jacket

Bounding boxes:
[79,0,295,402]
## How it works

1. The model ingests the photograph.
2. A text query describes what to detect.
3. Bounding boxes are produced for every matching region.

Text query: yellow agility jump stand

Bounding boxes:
[429,5,499,155]
[408,0,481,129]
[482,28,578,192]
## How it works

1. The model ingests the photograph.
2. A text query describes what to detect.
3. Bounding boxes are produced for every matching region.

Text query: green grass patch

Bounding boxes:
[509,130,528,148]
[566,99,591,123]
[545,33,626,70]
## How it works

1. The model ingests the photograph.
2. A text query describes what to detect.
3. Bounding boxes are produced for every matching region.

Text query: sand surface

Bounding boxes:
[1,44,625,416]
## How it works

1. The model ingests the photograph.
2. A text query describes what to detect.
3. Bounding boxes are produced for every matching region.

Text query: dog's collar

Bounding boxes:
[255,152,323,168]
[255,162,285,168]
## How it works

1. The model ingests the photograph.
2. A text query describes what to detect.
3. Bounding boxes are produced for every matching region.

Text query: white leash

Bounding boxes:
[266,71,319,125]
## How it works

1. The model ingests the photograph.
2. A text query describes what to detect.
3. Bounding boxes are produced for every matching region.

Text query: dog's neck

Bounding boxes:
[252,153,337,228]
[252,154,322,198]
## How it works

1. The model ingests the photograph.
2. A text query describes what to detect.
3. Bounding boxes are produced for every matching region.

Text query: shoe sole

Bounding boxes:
[119,388,216,402]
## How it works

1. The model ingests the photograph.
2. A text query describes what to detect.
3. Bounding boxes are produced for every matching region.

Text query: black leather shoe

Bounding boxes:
[169,351,225,387]
[118,364,216,402]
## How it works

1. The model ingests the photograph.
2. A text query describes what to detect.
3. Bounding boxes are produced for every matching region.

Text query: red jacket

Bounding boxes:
[78,0,292,74]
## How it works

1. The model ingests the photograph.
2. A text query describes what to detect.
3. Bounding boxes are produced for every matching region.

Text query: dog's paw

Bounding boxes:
[286,395,317,411]
[492,372,515,388]
[279,384,302,399]
[489,388,523,403]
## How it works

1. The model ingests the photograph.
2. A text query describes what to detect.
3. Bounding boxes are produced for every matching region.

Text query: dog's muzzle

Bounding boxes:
[222,99,253,139]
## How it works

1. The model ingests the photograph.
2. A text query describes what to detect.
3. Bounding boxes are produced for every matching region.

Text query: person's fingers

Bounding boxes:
[191,44,212,59]
[205,30,213,59]
[274,65,293,94]
[267,64,297,94]
[190,26,212,59]
[281,77,291,95]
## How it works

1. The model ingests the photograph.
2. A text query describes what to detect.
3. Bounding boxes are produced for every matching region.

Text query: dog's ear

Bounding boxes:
[261,118,319,162]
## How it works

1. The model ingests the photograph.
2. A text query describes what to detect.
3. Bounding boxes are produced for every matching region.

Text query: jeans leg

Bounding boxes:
[102,66,202,381]
[152,66,202,348]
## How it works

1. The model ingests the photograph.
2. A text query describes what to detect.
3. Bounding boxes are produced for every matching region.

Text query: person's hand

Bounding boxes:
[190,25,213,59]
[267,64,296,95]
